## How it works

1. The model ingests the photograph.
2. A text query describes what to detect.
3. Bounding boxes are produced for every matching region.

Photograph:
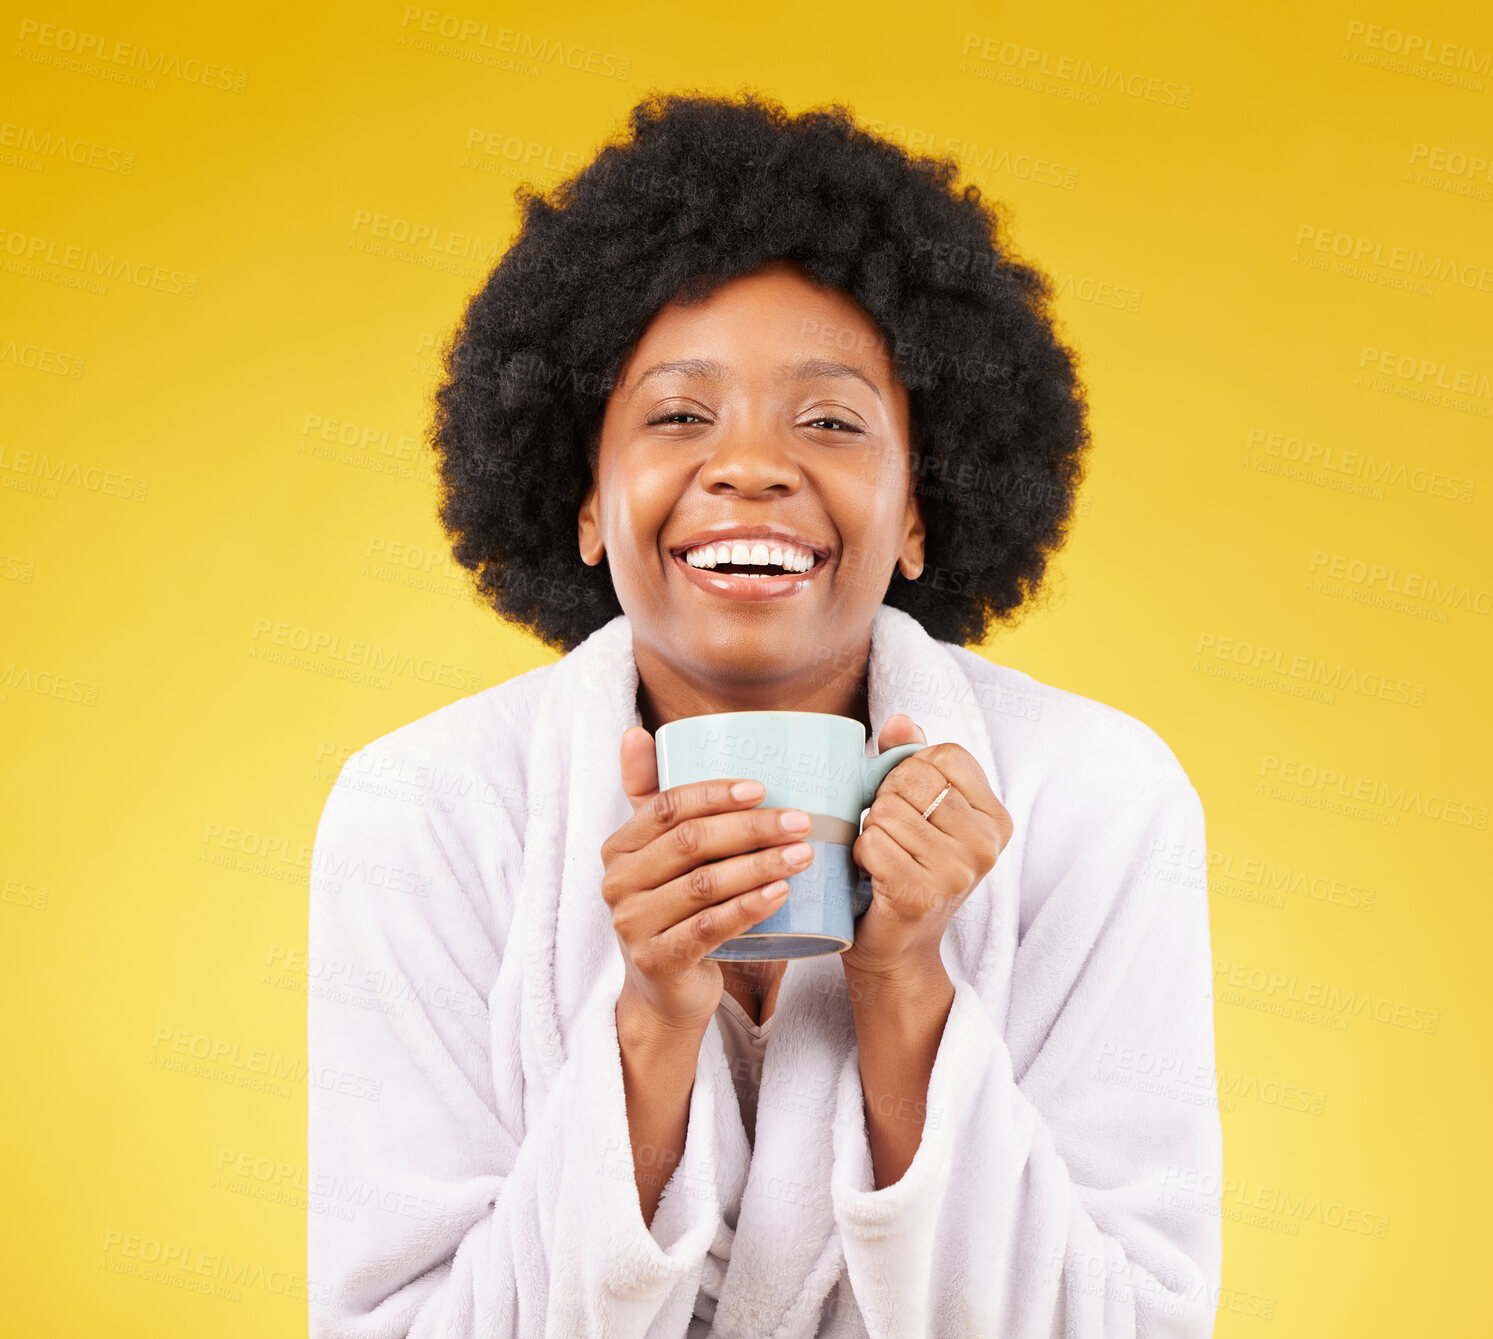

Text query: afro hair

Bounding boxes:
[429,90,1091,653]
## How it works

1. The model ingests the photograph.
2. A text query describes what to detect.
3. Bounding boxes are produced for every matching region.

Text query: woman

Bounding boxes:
[309,92,1221,1337]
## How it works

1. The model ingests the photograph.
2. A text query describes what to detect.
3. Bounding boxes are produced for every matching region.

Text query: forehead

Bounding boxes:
[616,263,901,391]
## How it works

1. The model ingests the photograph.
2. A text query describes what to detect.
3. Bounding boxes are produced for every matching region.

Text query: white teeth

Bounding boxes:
[683,538,818,572]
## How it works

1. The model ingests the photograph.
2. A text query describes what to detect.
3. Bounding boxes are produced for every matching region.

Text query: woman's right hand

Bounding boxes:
[602,724,815,1037]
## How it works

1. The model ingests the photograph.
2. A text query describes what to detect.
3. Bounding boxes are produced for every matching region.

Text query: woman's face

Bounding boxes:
[578,258,924,708]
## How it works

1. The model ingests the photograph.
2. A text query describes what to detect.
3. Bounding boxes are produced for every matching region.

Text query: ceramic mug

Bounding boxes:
[654,711,922,960]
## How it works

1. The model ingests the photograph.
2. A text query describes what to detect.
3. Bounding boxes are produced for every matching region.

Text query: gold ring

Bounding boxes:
[920,782,952,821]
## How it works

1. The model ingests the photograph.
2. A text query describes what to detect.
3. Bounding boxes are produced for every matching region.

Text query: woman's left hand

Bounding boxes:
[843,714,1013,981]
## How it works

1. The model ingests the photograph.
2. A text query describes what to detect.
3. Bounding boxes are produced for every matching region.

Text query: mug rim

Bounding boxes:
[657,709,867,738]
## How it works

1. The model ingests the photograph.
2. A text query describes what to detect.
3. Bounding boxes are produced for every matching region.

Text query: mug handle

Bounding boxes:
[858,741,924,810]
[852,741,924,918]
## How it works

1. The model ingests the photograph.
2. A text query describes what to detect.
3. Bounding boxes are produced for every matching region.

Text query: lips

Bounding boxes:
[669,548,829,603]
[667,525,831,562]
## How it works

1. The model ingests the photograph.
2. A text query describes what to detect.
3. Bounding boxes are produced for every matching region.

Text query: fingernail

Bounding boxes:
[783,843,813,865]
[732,780,765,801]
[759,880,790,905]
[779,810,811,833]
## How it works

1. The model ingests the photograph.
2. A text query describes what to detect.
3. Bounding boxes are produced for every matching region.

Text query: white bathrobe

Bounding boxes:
[307,604,1222,1338]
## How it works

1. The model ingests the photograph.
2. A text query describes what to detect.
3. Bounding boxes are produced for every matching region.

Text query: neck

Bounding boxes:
[633,630,874,736]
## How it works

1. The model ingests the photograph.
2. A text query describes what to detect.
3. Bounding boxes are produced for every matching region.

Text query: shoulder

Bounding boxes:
[943,643,1198,810]
[316,658,560,846]
[352,657,556,767]
[943,646,1205,940]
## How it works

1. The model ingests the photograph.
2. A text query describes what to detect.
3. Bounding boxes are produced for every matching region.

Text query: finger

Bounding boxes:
[871,752,998,829]
[878,771,979,834]
[851,824,928,913]
[613,803,812,929]
[902,743,1005,820]
[868,754,949,808]
[864,784,1007,896]
[638,836,816,939]
[645,878,793,975]
[904,779,1014,860]
[619,726,660,814]
[876,713,927,752]
[866,787,969,871]
[610,769,795,859]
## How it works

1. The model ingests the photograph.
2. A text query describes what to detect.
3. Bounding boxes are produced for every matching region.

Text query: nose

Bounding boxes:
[697,420,804,497]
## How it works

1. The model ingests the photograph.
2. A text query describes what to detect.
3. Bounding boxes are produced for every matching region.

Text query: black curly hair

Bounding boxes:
[429,89,1091,654]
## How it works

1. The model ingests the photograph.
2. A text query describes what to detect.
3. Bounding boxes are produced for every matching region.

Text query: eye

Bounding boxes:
[646,411,708,426]
[804,416,862,433]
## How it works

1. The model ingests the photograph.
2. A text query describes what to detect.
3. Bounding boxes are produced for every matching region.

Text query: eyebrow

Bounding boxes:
[627,357,883,403]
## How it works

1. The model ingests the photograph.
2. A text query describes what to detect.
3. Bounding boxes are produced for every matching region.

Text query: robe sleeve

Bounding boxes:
[828,769,1222,1337]
[308,751,722,1339]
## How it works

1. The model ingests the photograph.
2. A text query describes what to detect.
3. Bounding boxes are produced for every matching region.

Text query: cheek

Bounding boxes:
[828,485,910,589]
[602,460,681,561]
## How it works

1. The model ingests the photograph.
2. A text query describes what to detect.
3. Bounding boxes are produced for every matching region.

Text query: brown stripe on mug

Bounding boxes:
[802,813,859,845]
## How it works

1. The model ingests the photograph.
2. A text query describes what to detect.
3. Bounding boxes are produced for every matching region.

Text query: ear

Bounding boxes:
[577,479,604,566]
[897,488,925,580]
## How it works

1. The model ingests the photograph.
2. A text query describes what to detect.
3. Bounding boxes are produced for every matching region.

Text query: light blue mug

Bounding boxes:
[654,711,922,960]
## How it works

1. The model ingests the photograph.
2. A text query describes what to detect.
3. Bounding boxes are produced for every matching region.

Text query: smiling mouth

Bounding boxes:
[669,548,829,601]
[701,562,809,577]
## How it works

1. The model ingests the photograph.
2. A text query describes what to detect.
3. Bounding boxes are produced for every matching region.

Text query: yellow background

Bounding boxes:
[3,0,1489,1332]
